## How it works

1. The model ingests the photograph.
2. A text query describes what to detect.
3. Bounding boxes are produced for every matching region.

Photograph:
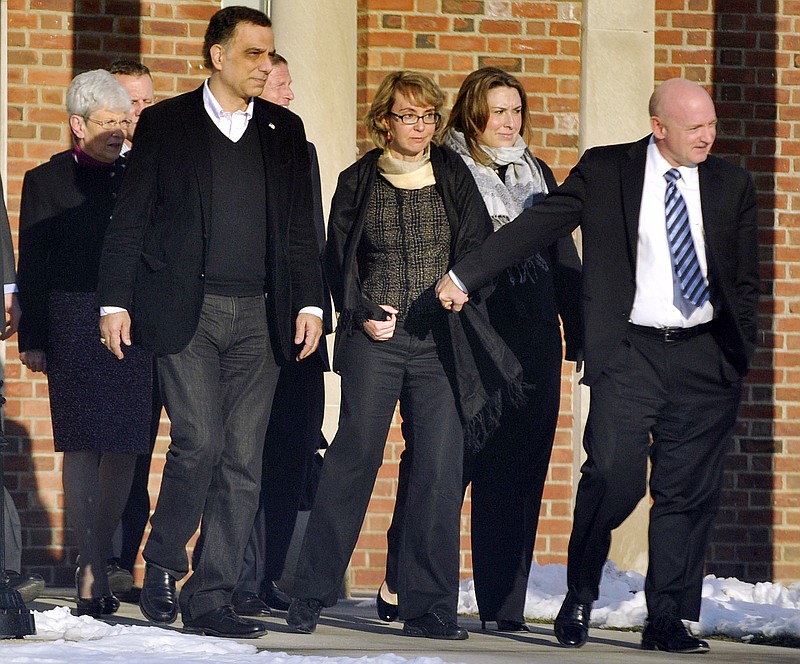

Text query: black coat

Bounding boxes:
[454,135,759,385]
[325,144,524,449]
[97,86,324,361]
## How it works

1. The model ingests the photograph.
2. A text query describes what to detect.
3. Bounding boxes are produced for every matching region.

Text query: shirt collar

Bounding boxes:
[202,79,254,122]
[647,135,699,188]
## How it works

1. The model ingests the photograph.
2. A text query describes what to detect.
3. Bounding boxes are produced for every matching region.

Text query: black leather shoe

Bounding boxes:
[286,598,323,634]
[376,581,399,622]
[106,559,134,595]
[75,597,105,617]
[641,614,710,653]
[101,594,120,615]
[262,581,292,611]
[139,565,178,625]
[6,571,45,604]
[492,619,530,632]
[554,591,591,647]
[183,605,267,638]
[403,610,469,640]
[232,591,272,617]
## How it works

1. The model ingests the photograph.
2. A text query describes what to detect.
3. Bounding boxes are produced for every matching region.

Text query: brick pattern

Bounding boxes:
[1,1,797,591]
[655,0,799,583]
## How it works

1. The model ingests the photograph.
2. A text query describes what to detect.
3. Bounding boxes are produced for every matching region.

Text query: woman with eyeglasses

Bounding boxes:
[288,71,521,640]
[17,70,152,618]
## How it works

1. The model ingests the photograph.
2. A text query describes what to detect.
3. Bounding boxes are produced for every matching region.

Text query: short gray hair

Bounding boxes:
[67,69,131,118]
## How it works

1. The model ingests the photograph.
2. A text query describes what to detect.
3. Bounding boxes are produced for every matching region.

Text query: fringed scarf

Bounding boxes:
[444,129,551,286]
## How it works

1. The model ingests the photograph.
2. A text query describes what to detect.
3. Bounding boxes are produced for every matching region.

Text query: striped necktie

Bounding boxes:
[664,168,710,307]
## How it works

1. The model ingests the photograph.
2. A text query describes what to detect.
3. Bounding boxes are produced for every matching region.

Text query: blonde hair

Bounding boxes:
[365,71,446,149]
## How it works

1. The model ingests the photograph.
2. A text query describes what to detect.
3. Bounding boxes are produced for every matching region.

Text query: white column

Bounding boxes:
[577,0,656,576]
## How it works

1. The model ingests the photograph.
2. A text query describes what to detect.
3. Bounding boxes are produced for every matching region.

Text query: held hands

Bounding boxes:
[435,273,469,312]
[363,305,398,341]
[295,312,323,361]
[100,311,132,360]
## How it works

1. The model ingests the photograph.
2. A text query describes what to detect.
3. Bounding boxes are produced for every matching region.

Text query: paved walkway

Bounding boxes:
[22,590,799,663]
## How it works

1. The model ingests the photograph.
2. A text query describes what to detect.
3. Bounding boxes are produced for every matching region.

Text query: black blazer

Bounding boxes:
[97,86,324,361]
[453,135,759,385]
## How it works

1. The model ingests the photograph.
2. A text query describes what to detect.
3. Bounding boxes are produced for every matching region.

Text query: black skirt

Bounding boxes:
[46,290,152,454]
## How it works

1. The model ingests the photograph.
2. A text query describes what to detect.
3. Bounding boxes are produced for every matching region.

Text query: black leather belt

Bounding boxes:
[629,321,714,343]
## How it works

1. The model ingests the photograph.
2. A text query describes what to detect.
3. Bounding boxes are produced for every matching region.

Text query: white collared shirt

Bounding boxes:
[628,137,714,328]
[202,79,254,142]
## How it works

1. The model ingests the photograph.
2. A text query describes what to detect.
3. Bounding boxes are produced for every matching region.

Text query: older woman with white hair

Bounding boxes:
[17,69,152,618]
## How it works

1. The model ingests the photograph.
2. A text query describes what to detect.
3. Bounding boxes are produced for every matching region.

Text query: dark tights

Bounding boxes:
[62,450,137,599]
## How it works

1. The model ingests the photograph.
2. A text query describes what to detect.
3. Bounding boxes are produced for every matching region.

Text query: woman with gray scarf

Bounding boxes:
[380,67,583,632]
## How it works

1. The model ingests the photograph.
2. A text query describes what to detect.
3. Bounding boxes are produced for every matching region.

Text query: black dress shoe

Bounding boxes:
[554,590,591,648]
[286,597,323,634]
[75,597,105,617]
[262,581,292,611]
[403,610,469,640]
[376,581,399,622]
[641,614,710,653]
[106,559,134,595]
[101,594,120,615]
[6,571,45,604]
[232,591,272,617]
[183,605,267,638]
[489,619,530,632]
[139,565,178,625]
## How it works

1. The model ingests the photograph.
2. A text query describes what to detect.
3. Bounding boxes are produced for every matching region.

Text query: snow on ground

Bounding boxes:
[456,561,800,641]
[1,562,798,663]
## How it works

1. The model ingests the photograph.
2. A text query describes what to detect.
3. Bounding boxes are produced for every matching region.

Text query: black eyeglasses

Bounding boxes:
[388,111,441,125]
[85,117,133,130]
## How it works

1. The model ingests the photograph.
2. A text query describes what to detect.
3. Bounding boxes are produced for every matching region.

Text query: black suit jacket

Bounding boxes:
[454,135,759,385]
[97,85,324,361]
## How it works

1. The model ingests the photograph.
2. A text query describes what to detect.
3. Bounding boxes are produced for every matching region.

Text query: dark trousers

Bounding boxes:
[568,326,741,621]
[292,326,463,621]
[236,357,325,595]
[118,357,162,573]
[387,323,563,623]
[143,294,281,621]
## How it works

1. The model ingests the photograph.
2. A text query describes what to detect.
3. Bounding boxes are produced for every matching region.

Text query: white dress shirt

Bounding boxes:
[628,137,714,328]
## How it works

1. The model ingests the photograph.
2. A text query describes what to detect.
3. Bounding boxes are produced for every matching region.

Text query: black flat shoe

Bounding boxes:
[403,610,468,640]
[262,581,292,611]
[286,597,323,634]
[482,619,530,632]
[139,564,178,625]
[554,590,591,648]
[183,605,268,638]
[376,581,399,622]
[232,590,272,617]
[102,594,120,615]
[641,614,710,653]
[75,597,105,617]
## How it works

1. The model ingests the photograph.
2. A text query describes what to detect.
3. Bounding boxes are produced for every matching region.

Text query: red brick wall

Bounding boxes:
[655,0,799,584]
[2,1,796,590]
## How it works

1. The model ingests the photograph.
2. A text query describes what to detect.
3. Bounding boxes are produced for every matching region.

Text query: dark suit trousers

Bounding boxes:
[236,357,325,595]
[465,323,562,623]
[568,326,741,621]
[118,358,162,573]
[386,324,562,624]
[143,294,281,621]
[292,326,463,621]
